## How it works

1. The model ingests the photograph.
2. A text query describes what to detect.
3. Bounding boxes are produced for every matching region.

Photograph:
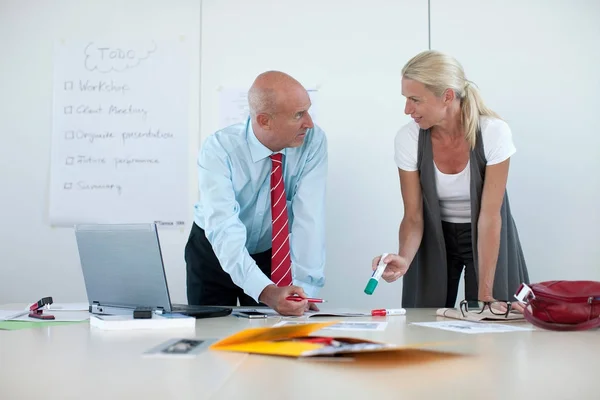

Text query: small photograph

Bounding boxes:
[144,338,216,358]
[161,339,204,354]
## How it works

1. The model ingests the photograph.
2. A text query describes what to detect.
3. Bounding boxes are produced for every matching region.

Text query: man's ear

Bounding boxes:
[256,113,271,130]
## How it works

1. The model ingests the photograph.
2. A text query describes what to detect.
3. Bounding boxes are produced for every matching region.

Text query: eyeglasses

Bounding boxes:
[459,299,513,318]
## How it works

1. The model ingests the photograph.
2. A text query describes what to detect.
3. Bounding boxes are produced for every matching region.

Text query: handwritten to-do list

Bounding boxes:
[49,40,189,226]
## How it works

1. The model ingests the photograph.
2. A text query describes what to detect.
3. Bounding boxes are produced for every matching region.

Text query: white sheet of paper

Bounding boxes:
[49,39,190,226]
[218,87,319,130]
[12,311,90,322]
[273,320,388,332]
[235,308,371,318]
[0,310,29,321]
[411,321,533,334]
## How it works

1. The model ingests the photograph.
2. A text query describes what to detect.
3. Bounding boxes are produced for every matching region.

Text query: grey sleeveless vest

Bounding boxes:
[401,128,530,308]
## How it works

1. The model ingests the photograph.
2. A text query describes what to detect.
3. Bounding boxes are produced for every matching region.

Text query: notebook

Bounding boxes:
[74,223,231,319]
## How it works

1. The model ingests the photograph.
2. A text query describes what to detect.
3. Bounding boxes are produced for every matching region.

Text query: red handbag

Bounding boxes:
[514,281,600,331]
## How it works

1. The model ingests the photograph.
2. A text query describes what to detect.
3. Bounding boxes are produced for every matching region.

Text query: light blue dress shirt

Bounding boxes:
[193,117,328,302]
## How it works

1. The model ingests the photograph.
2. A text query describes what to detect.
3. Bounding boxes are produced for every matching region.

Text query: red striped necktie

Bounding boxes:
[269,153,292,286]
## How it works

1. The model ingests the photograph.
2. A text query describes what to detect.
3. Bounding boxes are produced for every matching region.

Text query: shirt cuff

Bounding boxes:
[293,280,321,299]
[244,267,275,303]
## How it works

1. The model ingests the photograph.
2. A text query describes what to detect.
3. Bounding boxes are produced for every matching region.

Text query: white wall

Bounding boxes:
[0,0,201,304]
[431,0,600,297]
[1,0,598,308]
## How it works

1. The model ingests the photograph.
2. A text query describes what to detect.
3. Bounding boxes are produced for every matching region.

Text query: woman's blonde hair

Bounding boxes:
[401,50,500,148]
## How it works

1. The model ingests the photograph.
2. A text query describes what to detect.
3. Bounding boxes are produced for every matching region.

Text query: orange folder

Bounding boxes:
[210,321,456,359]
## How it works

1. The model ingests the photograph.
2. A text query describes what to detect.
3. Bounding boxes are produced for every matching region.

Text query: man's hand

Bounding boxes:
[371,254,409,283]
[305,303,319,312]
[259,284,308,316]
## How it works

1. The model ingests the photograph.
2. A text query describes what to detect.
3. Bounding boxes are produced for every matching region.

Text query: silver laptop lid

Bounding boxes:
[74,223,173,312]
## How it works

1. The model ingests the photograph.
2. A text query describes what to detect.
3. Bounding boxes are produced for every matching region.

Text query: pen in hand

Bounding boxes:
[285,295,326,304]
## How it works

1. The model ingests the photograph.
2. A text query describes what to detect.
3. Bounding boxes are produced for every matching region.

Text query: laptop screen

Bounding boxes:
[74,223,173,312]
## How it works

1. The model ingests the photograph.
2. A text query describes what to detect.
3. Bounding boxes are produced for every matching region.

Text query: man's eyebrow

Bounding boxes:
[299,101,311,111]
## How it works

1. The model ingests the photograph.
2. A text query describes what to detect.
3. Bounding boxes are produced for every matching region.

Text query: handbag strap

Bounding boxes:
[523,306,600,331]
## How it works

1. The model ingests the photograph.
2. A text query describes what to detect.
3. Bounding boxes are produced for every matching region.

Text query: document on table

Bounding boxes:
[273,320,388,332]
[236,308,371,318]
[411,321,533,334]
[0,310,29,321]
[11,311,90,322]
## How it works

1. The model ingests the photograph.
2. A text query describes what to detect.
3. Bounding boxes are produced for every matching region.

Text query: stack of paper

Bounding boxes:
[90,314,195,331]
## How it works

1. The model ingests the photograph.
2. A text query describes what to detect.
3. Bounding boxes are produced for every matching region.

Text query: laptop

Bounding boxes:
[74,223,232,319]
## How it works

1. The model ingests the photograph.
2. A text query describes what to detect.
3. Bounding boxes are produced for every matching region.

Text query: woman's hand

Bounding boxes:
[371,254,409,283]
[479,293,525,314]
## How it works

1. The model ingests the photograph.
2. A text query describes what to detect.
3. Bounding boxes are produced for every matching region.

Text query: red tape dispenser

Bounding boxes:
[29,297,55,320]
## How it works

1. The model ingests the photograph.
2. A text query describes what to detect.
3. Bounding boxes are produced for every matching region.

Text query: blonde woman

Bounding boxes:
[373,50,529,312]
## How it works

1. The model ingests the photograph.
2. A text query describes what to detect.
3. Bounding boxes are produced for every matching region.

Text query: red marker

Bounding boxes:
[371,308,406,316]
[286,295,326,303]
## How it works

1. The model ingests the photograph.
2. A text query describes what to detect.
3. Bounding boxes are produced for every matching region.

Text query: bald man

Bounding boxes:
[185,71,328,316]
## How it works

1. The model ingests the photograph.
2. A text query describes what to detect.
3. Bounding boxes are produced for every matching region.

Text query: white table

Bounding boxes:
[1,306,597,400]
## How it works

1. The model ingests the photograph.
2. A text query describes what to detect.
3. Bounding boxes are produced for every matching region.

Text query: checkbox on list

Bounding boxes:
[66,157,74,165]
[65,131,74,139]
[64,106,73,114]
[64,183,72,190]
[64,81,73,90]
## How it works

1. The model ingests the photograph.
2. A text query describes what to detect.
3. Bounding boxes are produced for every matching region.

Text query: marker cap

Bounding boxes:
[370,308,406,316]
[364,279,378,295]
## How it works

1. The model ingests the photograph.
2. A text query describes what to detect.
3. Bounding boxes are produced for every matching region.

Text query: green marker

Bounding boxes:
[364,253,389,295]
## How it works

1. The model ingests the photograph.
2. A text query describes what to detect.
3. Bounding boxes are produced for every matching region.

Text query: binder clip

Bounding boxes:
[29,296,55,320]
